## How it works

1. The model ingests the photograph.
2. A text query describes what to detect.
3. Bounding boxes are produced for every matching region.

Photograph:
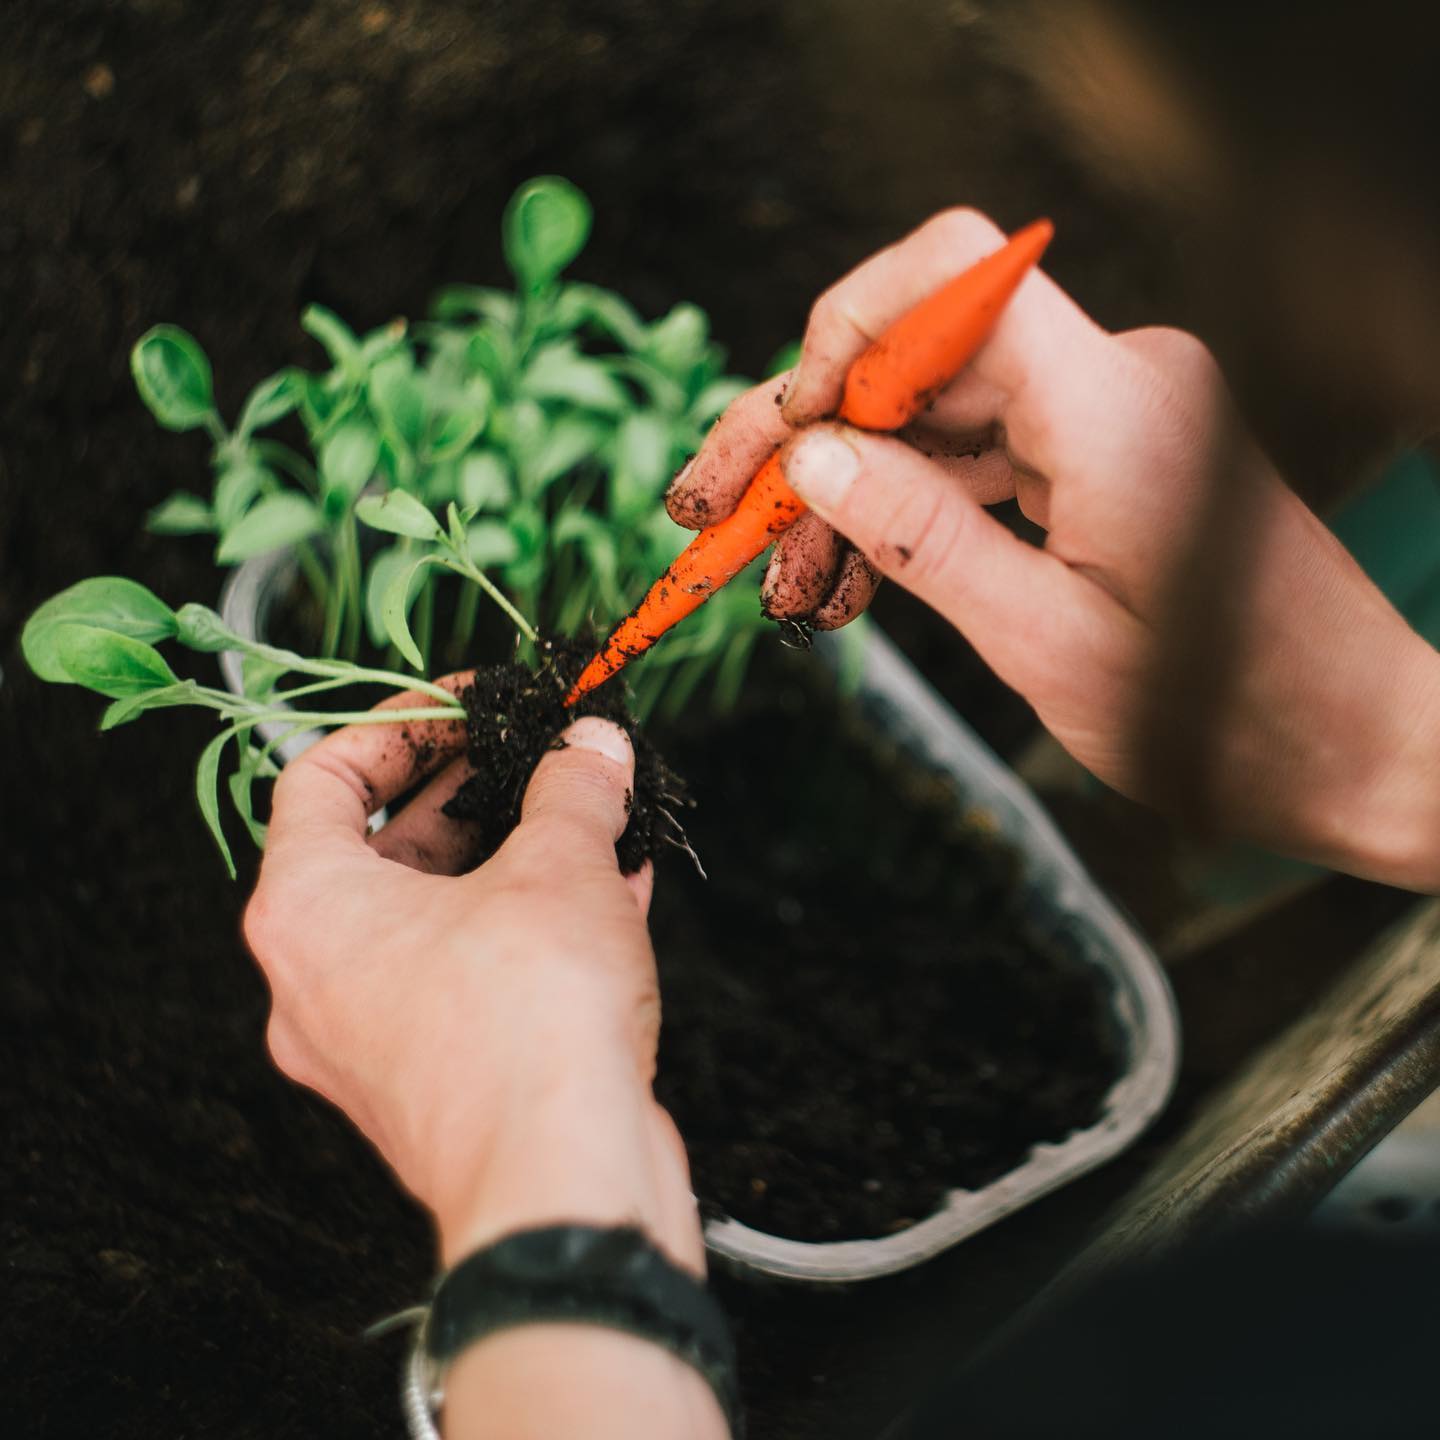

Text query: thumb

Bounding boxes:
[517,716,636,855]
[779,423,1109,697]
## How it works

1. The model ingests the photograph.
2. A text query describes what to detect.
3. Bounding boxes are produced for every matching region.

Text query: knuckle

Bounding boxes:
[241,886,277,959]
[927,205,1004,254]
[264,1014,312,1087]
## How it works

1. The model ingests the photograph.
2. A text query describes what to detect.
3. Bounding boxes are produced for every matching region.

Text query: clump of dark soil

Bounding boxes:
[442,636,690,875]
[649,654,1125,1243]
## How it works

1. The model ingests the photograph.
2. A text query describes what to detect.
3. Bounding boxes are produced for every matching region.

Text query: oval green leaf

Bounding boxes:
[22,577,177,684]
[146,492,215,535]
[216,493,324,563]
[503,176,592,293]
[355,490,442,541]
[130,325,216,432]
[53,624,180,698]
[381,556,439,670]
[236,369,301,439]
[320,416,381,510]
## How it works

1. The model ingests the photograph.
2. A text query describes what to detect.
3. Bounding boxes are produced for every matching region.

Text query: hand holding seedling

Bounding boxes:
[670,207,1440,889]
[244,704,725,1437]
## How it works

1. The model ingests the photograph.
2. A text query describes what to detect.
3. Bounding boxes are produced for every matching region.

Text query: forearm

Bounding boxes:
[432,1060,726,1440]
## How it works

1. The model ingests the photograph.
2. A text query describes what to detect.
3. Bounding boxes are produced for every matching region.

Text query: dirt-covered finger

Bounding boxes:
[760,510,845,619]
[265,672,472,855]
[810,544,883,630]
[367,755,483,875]
[516,716,637,858]
[665,373,792,529]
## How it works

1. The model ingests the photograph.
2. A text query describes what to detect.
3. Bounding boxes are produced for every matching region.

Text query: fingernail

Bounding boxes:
[760,548,783,612]
[779,362,805,420]
[666,458,695,496]
[560,716,633,770]
[782,428,860,514]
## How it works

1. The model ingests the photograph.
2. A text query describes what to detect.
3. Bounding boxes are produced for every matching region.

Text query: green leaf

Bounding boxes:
[22,577,177,684]
[457,451,512,511]
[553,510,621,611]
[504,503,547,589]
[552,285,647,349]
[319,417,381,514]
[216,493,324,563]
[241,652,289,699]
[228,739,271,849]
[301,304,361,371]
[503,176,592,293]
[99,680,201,730]
[445,501,467,554]
[464,326,516,383]
[146,492,215,535]
[427,377,491,461]
[382,556,440,670]
[364,543,426,648]
[767,339,802,377]
[645,304,709,376]
[429,286,517,328]
[355,490,442,541]
[368,353,426,450]
[691,377,750,425]
[196,728,237,879]
[174,602,245,653]
[359,318,408,367]
[611,410,672,516]
[466,520,520,569]
[130,325,216,432]
[521,342,629,414]
[213,459,267,532]
[53,624,179,699]
[531,415,609,491]
[236,369,301,439]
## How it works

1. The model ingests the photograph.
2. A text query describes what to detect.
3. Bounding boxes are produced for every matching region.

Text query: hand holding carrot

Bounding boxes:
[668,206,1440,890]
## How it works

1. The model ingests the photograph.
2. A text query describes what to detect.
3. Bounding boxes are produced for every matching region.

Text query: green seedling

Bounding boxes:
[20,576,505,878]
[134,175,769,717]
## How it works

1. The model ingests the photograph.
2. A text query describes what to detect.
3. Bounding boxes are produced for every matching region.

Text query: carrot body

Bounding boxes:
[840,218,1054,431]
[564,453,803,702]
[564,218,1053,707]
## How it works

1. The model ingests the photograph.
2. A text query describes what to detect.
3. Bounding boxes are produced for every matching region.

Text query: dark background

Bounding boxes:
[0,2,1422,1436]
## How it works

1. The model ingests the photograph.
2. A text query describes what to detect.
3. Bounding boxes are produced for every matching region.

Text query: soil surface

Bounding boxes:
[650,654,1123,1242]
[444,636,691,874]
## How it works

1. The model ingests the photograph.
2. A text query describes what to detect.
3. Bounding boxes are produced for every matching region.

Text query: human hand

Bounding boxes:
[242,686,700,1272]
[667,208,1440,888]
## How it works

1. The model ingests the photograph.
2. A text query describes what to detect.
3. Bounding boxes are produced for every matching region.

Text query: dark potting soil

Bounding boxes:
[443,636,692,876]
[434,638,1122,1245]
[647,650,1125,1243]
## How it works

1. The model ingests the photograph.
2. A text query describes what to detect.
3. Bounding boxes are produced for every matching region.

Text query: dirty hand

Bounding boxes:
[244,691,725,1436]
[667,208,1440,890]
[244,687,699,1266]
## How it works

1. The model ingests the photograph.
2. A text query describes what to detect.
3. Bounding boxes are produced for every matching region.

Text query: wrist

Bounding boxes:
[432,1050,702,1274]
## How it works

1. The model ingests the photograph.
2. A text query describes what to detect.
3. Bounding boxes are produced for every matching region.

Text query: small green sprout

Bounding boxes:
[131,175,771,715]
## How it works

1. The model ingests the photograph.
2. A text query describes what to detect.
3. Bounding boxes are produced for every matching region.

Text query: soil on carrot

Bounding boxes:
[647,649,1124,1242]
[442,636,691,875]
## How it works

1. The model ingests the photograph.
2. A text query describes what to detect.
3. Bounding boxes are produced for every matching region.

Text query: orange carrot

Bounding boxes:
[564,219,1053,706]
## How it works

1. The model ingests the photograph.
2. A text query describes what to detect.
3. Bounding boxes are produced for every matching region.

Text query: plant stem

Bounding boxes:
[343,516,363,660]
[450,574,481,665]
[438,556,538,645]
